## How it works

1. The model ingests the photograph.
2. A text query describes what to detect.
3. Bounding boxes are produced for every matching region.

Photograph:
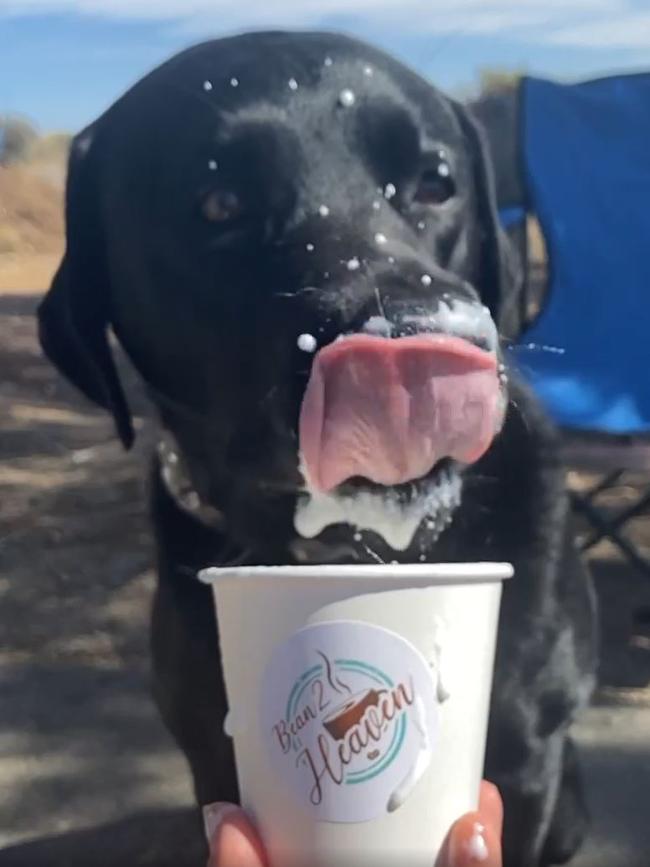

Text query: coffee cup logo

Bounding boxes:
[260,621,440,823]
[323,687,387,741]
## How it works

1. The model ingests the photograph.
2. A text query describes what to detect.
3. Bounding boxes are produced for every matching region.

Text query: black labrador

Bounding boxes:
[37,32,597,867]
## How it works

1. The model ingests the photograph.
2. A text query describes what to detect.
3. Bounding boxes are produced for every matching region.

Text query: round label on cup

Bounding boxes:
[259,621,439,823]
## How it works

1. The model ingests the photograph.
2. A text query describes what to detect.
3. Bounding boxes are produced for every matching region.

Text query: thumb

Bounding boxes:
[444,811,502,867]
[203,803,267,867]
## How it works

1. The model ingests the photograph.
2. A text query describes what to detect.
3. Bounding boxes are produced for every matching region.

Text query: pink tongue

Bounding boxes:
[299,334,501,493]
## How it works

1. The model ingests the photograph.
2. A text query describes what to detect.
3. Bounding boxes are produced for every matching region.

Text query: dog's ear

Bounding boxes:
[38,127,134,448]
[450,101,522,336]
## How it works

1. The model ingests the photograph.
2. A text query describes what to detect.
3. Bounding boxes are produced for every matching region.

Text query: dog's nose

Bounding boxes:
[352,275,498,353]
[349,260,472,317]
[398,304,498,353]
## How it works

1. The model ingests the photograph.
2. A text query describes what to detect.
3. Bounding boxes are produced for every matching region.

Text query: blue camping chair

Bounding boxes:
[504,74,650,575]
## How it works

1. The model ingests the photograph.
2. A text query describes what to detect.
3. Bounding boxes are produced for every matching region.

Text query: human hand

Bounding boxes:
[204,780,503,866]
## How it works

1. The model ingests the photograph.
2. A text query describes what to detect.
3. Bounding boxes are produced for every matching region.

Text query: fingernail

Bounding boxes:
[465,822,489,862]
[202,802,240,845]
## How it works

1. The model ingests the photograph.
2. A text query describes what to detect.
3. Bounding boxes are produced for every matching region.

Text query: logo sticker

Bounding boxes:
[260,621,439,823]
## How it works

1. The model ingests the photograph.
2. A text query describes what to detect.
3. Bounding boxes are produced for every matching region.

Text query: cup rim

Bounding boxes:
[199,561,514,587]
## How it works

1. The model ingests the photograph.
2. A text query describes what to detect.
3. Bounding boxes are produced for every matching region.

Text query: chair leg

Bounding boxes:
[582,469,624,502]
[582,489,650,550]
[570,491,650,578]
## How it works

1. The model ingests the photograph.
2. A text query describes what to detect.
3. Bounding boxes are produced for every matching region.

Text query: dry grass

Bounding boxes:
[0,253,60,293]
[0,160,64,291]
[0,165,64,253]
[26,131,71,164]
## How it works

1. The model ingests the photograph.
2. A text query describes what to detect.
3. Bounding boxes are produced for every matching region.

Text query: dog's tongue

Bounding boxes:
[299,334,501,493]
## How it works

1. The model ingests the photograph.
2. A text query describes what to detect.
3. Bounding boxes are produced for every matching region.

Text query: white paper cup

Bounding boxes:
[200,562,513,867]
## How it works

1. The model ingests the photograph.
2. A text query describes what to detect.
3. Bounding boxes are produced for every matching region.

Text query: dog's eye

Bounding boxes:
[201,190,243,223]
[414,163,456,206]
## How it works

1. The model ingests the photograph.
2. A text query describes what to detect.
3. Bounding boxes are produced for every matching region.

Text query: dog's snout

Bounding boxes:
[395,302,499,353]
[368,260,470,311]
[376,262,472,301]
[358,270,498,353]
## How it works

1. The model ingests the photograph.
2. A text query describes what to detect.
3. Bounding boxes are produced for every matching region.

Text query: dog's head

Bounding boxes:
[39,32,518,560]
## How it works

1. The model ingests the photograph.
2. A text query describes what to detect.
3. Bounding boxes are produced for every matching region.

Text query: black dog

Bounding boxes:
[38,32,597,866]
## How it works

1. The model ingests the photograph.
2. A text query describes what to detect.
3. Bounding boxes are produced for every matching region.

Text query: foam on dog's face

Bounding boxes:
[295,458,463,551]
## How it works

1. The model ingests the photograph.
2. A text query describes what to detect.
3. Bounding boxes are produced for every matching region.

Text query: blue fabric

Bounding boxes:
[511,74,650,433]
[499,205,526,229]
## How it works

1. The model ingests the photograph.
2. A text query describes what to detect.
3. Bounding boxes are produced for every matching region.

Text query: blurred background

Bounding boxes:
[1,2,649,865]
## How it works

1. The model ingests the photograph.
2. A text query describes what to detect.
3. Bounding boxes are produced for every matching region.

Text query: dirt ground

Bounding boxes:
[1,281,649,866]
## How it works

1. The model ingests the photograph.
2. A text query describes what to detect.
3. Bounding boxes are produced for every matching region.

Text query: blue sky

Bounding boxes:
[1,0,649,132]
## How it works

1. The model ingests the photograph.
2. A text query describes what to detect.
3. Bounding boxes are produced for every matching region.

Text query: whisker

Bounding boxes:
[374,286,387,318]
[276,286,319,300]
[362,542,386,564]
